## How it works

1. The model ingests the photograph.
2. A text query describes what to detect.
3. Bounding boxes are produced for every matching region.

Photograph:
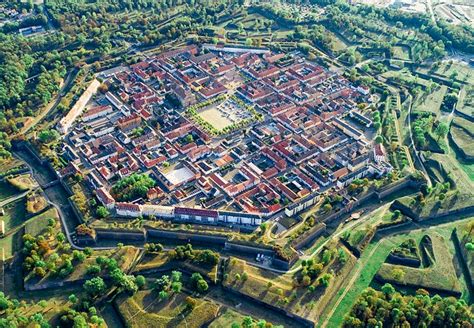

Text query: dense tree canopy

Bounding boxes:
[111,173,155,201]
[344,286,473,327]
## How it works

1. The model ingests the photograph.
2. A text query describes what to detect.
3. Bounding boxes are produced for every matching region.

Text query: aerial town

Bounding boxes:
[58,44,390,227]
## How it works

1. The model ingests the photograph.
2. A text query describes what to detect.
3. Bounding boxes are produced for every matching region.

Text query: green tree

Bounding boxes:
[83,277,106,298]
[196,279,208,293]
[135,275,146,289]
[96,206,109,218]
[434,121,449,141]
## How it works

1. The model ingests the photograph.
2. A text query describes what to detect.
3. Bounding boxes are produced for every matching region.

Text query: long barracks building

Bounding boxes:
[97,187,262,226]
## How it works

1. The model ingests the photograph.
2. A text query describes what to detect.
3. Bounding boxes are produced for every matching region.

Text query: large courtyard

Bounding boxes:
[198,98,252,131]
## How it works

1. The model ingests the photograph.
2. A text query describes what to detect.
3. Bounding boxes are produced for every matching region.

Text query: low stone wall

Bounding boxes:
[291,223,326,250]
[386,254,421,268]
[373,275,462,298]
[340,238,361,258]
[25,277,86,291]
[454,109,474,123]
[452,228,474,291]
[224,241,274,256]
[146,227,228,246]
[374,219,413,237]
[95,228,146,242]
[376,177,420,200]
[449,131,474,162]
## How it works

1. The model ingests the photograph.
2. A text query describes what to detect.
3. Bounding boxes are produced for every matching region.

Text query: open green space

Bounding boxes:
[457,85,474,119]
[412,85,447,116]
[391,45,411,61]
[321,213,474,327]
[209,308,247,328]
[0,180,20,202]
[7,174,38,191]
[376,233,461,294]
[450,117,474,160]
[224,245,356,323]
[116,290,219,328]
[1,197,27,234]
[417,61,474,85]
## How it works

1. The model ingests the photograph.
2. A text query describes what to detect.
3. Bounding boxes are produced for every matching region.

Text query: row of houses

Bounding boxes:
[96,187,263,226]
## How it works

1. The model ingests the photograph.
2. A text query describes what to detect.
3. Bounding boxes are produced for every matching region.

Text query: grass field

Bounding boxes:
[7,174,38,191]
[450,117,474,160]
[25,207,59,236]
[116,291,219,328]
[382,69,431,87]
[0,157,26,177]
[1,197,26,234]
[457,85,474,119]
[26,246,140,285]
[412,85,447,116]
[429,152,474,193]
[345,204,391,249]
[0,207,58,259]
[418,61,474,85]
[224,249,356,323]
[0,180,20,202]
[376,233,461,294]
[321,217,474,327]
[391,46,411,61]
[134,252,218,282]
[209,308,247,328]
[0,229,22,259]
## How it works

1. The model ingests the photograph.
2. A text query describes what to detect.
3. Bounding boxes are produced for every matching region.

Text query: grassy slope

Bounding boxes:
[320,217,474,327]
[116,291,219,328]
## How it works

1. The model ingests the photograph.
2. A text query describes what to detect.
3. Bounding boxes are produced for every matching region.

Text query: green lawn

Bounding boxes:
[412,85,447,116]
[1,197,27,234]
[429,152,474,193]
[457,85,474,119]
[376,233,461,294]
[0,180,20,202]
[418,61,474,85]
[116,291,219,328]
[320,217,474,327]
[391,46,411,61]
[209,308,247,328]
